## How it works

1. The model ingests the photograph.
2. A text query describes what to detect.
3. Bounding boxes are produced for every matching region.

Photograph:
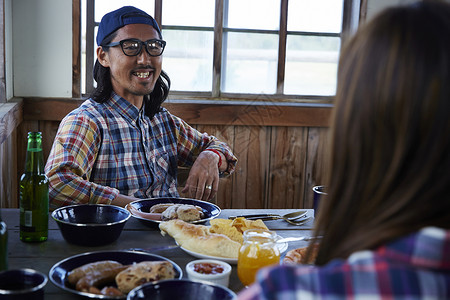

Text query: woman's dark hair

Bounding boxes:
[91,31,171,119]
[308,0,450,266]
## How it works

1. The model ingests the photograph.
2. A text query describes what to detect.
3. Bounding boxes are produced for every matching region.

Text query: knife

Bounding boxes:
[228,214,277,219]
[128,245,180,252]
[228,211,308,221]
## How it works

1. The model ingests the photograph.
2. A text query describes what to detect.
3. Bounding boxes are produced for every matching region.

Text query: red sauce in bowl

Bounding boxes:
[193,263,224,275]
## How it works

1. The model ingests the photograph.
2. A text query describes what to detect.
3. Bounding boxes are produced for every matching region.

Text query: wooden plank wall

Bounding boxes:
[0,101,23,208]
[5,98,331,210]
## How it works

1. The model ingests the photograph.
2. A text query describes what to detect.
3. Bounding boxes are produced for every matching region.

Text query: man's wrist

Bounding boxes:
[203,149,222,168]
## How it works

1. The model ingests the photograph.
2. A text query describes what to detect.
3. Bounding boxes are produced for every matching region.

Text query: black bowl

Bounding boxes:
[52,204,131,246]
[127,279,237,300]
[49,250,183,299]
[0,269,48,300]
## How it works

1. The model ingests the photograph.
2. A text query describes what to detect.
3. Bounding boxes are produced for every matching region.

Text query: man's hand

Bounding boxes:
[181,150,222,201]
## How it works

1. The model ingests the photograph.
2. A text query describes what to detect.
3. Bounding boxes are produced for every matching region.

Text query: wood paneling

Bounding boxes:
[4,98,331,209]
[0,129,17,208]
[0,101,23,208]
[304,127,331,208]
[196,124,235,209]
[0,102,23,144]
[232,125,271,209]
[269,127,307,209]
[22,98,332,127]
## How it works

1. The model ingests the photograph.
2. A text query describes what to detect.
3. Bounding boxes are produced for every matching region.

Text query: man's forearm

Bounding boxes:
[111,193,140,207]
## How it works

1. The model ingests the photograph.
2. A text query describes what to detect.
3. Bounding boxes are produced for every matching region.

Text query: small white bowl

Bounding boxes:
[186,259,232,287]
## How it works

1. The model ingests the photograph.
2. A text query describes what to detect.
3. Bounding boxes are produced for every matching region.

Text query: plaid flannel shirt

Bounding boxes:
[239,226,450,300]
[45,93,237,209]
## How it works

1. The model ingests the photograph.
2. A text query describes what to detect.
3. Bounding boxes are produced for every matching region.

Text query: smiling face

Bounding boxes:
[97,23,162,108]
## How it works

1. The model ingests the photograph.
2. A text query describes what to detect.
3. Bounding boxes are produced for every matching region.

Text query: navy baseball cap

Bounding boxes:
[96,6,162,46]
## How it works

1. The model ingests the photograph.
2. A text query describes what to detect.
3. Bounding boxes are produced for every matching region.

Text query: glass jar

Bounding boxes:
[237,229,280,286]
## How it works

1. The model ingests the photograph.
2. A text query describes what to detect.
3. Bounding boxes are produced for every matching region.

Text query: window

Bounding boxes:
[81,0,361,102]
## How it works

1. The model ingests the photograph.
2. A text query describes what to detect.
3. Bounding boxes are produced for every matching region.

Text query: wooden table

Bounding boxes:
[1,208,314,299]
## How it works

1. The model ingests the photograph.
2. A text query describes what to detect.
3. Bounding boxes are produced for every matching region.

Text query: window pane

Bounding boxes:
[284,35,340,95]
[222,32,278,94]
[288,0,343,33]
[227,0,280,30]
[162,29,213,92]
[162,0,214,27]
[95,0,155,22]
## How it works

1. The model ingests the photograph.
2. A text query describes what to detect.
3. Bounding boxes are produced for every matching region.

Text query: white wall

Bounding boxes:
[5,0,13,100]
[10,0,72,98]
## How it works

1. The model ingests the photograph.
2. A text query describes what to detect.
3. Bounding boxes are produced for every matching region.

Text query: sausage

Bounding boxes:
[67,260,123,286]
[75,265,128,292]
[127,205,162,221]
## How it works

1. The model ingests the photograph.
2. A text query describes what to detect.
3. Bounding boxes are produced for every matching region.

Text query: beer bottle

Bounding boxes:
[19,132,49,242]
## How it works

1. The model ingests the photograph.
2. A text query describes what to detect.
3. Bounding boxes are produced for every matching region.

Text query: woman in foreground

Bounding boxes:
[239,1,450,298]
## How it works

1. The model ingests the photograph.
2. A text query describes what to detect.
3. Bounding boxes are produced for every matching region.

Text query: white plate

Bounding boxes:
[178,238,288,265]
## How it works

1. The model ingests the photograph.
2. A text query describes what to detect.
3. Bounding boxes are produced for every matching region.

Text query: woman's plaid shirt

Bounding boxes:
[239,226,450,299]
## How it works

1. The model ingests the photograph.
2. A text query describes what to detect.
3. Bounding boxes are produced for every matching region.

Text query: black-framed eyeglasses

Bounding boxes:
[104,38,166,57]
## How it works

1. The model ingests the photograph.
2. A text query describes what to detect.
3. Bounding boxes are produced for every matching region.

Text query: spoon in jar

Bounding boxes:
[276,235,322,243]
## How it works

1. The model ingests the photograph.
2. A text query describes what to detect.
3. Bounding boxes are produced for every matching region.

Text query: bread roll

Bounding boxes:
[149,203,173,213]
[159,220,241,259]
[161,205,178,219]
[161,204,204,222]
[115,261,175,293]
[283,244,319,265]
[176,204,204,221]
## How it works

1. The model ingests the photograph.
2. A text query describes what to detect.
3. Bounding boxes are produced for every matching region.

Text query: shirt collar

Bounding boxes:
[108,92,143,122]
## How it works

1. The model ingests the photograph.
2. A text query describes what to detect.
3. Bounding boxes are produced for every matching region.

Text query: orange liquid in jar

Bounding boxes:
[237,230,280,286]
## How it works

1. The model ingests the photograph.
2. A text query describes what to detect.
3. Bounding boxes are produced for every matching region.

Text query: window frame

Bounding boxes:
[0,0,6,103]
[74,0,366,103]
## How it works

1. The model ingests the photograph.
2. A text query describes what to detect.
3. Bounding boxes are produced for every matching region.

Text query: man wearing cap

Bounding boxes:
[45,6,237,209]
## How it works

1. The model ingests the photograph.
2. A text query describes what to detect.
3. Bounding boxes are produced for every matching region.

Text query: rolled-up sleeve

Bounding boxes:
[171,113,237,176]
[45,114,119,209]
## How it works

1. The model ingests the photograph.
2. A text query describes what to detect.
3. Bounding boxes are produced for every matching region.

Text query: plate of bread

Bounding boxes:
[127,197,221,227]
[49,250,182,299]
[159,217,288,264]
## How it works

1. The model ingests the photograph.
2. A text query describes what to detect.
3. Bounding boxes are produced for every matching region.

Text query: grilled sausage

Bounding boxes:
[75,265,128,292]
[68,260,123,286]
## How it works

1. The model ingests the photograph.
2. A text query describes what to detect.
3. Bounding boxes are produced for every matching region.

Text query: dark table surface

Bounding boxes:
[1,208,314,299]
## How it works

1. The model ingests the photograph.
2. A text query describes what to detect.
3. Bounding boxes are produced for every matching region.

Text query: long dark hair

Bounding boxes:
[91,31,171,119]
[310,0,450,265]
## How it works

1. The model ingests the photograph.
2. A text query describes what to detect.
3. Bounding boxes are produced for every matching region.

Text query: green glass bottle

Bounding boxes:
[19,132,49,242]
